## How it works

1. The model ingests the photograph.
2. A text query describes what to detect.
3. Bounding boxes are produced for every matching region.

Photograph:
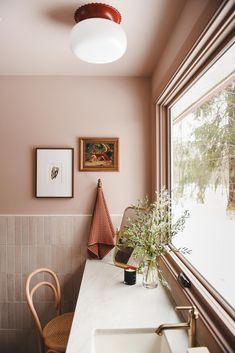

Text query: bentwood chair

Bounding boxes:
[26,268,74,353]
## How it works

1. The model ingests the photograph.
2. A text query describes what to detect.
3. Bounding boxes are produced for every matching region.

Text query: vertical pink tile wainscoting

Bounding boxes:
[0,215,92,353]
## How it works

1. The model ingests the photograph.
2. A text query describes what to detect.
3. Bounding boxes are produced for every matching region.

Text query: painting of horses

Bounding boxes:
[79,138,119,171]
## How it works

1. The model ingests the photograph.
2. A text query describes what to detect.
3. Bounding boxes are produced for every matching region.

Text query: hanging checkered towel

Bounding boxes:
[87,179,115,259]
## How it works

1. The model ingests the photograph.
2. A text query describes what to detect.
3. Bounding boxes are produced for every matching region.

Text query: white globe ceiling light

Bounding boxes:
[70,3,127,64]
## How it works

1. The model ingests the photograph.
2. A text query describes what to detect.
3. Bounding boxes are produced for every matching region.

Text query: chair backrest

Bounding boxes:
[26,268,61,338]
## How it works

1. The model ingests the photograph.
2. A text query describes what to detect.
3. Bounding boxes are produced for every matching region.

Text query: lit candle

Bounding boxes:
[124,266,136,285]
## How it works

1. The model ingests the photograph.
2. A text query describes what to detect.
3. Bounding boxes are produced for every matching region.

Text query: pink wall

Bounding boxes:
[0,76,151,214]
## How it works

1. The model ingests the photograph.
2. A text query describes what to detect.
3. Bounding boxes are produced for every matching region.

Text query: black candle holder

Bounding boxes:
[124,267,136,285]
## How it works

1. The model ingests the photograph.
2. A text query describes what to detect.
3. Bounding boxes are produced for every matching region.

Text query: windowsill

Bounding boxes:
[160,253,235,352]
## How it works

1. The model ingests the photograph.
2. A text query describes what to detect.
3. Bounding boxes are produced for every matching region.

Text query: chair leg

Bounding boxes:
[36,332,44,353]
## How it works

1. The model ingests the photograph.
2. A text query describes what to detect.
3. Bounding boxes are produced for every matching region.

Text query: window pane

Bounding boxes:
[171,44,235,309]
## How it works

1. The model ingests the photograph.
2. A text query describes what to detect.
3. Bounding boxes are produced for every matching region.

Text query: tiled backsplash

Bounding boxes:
[0,214,121,353]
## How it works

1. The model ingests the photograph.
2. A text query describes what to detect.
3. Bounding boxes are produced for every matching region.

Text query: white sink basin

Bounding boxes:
[93,328,172,353]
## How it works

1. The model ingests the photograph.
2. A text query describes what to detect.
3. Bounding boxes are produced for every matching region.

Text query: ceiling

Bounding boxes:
[0,0,187,77]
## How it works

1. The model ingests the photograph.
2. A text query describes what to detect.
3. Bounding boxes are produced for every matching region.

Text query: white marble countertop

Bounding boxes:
[66,258,188,353]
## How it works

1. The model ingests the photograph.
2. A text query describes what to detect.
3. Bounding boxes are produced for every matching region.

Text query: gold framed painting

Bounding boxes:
[79,137,119,171]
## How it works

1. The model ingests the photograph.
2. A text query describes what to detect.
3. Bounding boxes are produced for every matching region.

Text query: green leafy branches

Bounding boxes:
[122,189,190,263]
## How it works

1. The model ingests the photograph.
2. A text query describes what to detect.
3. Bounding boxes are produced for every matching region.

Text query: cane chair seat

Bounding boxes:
[43,312,74,352]
[26,268,74,353]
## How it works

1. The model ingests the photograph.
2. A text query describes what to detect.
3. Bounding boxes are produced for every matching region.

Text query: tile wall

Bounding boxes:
[0,215,121,353]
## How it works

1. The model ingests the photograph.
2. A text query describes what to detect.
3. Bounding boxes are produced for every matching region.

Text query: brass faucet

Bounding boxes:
[155,306,199,347]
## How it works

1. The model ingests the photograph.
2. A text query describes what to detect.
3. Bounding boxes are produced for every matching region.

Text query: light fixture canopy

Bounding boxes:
[70,3,127,64]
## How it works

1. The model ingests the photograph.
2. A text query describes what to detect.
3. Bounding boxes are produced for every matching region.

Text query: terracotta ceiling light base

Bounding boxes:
[74,3,122,24]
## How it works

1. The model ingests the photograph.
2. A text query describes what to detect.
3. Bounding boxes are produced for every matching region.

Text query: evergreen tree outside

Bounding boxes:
[173,80,235,216]
[171,46,235,308]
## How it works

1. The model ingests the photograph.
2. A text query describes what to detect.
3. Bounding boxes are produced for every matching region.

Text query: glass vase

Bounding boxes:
[142,259,158,289]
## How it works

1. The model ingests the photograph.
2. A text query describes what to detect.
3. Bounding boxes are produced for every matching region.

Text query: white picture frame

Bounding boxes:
[35,148,74,198]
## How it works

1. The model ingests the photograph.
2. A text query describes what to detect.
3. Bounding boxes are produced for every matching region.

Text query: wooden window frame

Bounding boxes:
[154,1,235,352]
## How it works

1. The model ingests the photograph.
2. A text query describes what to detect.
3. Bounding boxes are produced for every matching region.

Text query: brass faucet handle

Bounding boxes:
[176,305,194,310]
[176,306,199,319]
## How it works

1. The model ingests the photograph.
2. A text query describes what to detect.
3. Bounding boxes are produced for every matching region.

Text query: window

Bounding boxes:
[154,3,234,352]
[171,43,235,310]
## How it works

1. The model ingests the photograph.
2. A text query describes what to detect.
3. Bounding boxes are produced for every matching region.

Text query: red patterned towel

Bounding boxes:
[87,181,115,259]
